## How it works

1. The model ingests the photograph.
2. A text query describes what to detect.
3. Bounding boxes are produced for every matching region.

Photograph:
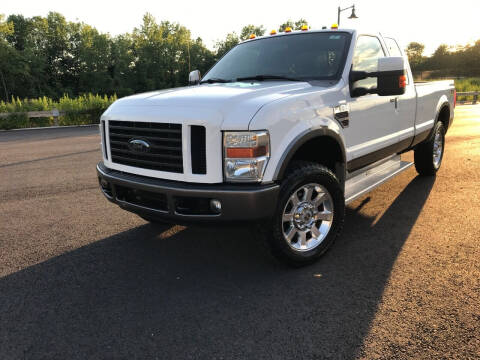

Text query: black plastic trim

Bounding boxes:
[191,125,207,174]
[347,137,413,172]
[97,162,279,223]
[410,129,431,148]
[273,128,346,181]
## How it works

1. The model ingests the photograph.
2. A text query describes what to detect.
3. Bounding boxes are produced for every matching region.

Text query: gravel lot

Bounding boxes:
[0,106,479,359]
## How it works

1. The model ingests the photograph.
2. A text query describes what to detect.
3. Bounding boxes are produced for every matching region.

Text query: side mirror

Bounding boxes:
[376,57,406,96]
[350,56,406,97]
[189,70,201,85]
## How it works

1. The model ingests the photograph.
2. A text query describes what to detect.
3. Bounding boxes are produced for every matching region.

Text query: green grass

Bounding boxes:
[454,78,480,102]
[0,93,117,130]
[454,78,480,92]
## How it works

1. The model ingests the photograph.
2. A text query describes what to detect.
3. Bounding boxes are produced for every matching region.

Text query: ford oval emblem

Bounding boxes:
[128,139,151,153]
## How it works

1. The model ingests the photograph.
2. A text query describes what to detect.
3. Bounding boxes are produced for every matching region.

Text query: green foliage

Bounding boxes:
[409,40,480,77]
[454,78,480,102]
[215,32,240,59]
[0,12,216,101]
[240,25,266,41]
[0,93,116,129]
[406,42,425,70]
[1,10,479,109]
[278,19,309,32]
[2,113,28,130]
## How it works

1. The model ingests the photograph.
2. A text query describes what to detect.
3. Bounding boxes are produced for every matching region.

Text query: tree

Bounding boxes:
[240,24,265,40]
[0,15,15,100]
[278,20,295,32]
[406,42,425,71]
[278,19,309,32]
[428,44,451,70]
[215,32,239,59]
[294,19,309,30]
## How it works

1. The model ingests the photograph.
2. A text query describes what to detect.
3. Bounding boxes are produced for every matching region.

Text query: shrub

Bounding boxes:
[0,93,117,130]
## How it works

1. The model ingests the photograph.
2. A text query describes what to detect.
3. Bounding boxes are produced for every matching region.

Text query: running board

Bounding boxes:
[345,155,413,205]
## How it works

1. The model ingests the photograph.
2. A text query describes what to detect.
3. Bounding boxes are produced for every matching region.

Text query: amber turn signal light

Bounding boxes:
[226,146,268,158]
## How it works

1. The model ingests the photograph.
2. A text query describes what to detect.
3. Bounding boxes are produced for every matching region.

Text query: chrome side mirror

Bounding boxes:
[189,70,201,85]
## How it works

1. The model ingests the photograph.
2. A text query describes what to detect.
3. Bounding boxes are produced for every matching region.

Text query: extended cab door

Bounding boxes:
[383,37,416,147]
[344,35,399,171]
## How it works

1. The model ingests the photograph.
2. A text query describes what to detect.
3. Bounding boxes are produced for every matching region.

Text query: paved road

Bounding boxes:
[1,107,479,359]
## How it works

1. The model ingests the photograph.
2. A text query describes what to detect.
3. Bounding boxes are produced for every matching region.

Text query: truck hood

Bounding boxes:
[102,81,329,130]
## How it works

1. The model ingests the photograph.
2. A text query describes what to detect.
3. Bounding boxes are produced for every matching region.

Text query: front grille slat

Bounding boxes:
[109,125,182,134]
[111,155,183,170]
[109,133,182,143]
[109,140,182,152]
[108,120,184,173]
[110,148,182,160]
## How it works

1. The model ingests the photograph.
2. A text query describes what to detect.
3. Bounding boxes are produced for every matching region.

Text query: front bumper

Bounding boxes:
[96,162,279,223]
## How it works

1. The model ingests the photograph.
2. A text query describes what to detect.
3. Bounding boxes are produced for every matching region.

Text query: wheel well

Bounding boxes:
[437,105,450,131]
[285,136,345,184]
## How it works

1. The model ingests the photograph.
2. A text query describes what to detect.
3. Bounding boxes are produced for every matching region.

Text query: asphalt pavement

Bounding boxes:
[0,106,479,359]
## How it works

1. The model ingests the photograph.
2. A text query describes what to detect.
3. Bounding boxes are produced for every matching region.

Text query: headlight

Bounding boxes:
[223,131,270,182]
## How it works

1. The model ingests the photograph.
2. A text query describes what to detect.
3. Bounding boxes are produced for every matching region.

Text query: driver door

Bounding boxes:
[344,35,398,171]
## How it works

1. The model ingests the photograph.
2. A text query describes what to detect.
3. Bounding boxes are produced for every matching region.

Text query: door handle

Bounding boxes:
[390,97,398,109]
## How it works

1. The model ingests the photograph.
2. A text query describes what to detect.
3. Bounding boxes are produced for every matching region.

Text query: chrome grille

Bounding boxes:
[108,120,183,173]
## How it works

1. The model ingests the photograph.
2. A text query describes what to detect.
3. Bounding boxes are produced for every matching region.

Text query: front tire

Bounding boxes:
[414,122,445,176]
[265,161,345,267]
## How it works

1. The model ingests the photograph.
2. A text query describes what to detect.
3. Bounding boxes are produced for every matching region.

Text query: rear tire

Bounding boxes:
[414,121,445,176]
[264,161,345,267]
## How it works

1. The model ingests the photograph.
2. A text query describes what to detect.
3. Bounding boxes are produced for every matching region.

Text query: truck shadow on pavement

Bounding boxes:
[0,176,435,359]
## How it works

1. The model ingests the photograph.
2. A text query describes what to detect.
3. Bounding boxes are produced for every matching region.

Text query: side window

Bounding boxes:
[352,35,385,89]
[384,37,410,85]
[384,37,402,57]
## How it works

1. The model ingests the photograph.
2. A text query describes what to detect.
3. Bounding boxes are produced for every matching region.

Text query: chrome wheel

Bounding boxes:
[433,128,443,169]
[282,183,334,252]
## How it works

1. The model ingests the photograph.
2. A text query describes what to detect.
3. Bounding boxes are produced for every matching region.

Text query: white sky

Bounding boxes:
[2,0,479,55]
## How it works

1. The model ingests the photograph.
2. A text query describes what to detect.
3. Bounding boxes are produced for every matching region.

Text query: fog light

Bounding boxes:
[99,178,109,190]
[210,199,222,214]
[99,177,113,198]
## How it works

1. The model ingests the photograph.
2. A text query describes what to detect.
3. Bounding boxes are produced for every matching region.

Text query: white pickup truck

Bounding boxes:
[97,28,455,265]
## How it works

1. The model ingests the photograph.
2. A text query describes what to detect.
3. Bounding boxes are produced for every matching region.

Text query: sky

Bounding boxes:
[2,0,479,55]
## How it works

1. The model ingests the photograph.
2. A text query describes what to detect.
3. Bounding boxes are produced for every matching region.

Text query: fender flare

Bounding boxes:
[434,100,452,129]
[272,127,346,181]
[428,100,451,140]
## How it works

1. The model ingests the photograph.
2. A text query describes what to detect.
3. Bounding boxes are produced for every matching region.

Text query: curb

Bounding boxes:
[0,124,98,132]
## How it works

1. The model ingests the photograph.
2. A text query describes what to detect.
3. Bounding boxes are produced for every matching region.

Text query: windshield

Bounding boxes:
[202,32,351,82]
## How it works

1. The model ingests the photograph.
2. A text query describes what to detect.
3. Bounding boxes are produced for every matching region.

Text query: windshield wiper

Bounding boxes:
[200,78,233,84]
[236,74,303,82]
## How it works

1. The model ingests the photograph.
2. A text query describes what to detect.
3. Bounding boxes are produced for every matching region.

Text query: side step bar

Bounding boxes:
[345,155,413,205]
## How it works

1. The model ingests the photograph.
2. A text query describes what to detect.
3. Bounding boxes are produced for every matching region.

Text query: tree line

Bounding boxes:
[1,12,479,102]
[406,40,480,78]
[0,12,310,102]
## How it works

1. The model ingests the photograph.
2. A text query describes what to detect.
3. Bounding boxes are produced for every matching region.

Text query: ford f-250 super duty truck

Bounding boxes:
[97,28,455,266]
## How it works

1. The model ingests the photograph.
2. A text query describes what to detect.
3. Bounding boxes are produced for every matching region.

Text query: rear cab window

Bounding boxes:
[384,37,402,57]
[384,37,410,84]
